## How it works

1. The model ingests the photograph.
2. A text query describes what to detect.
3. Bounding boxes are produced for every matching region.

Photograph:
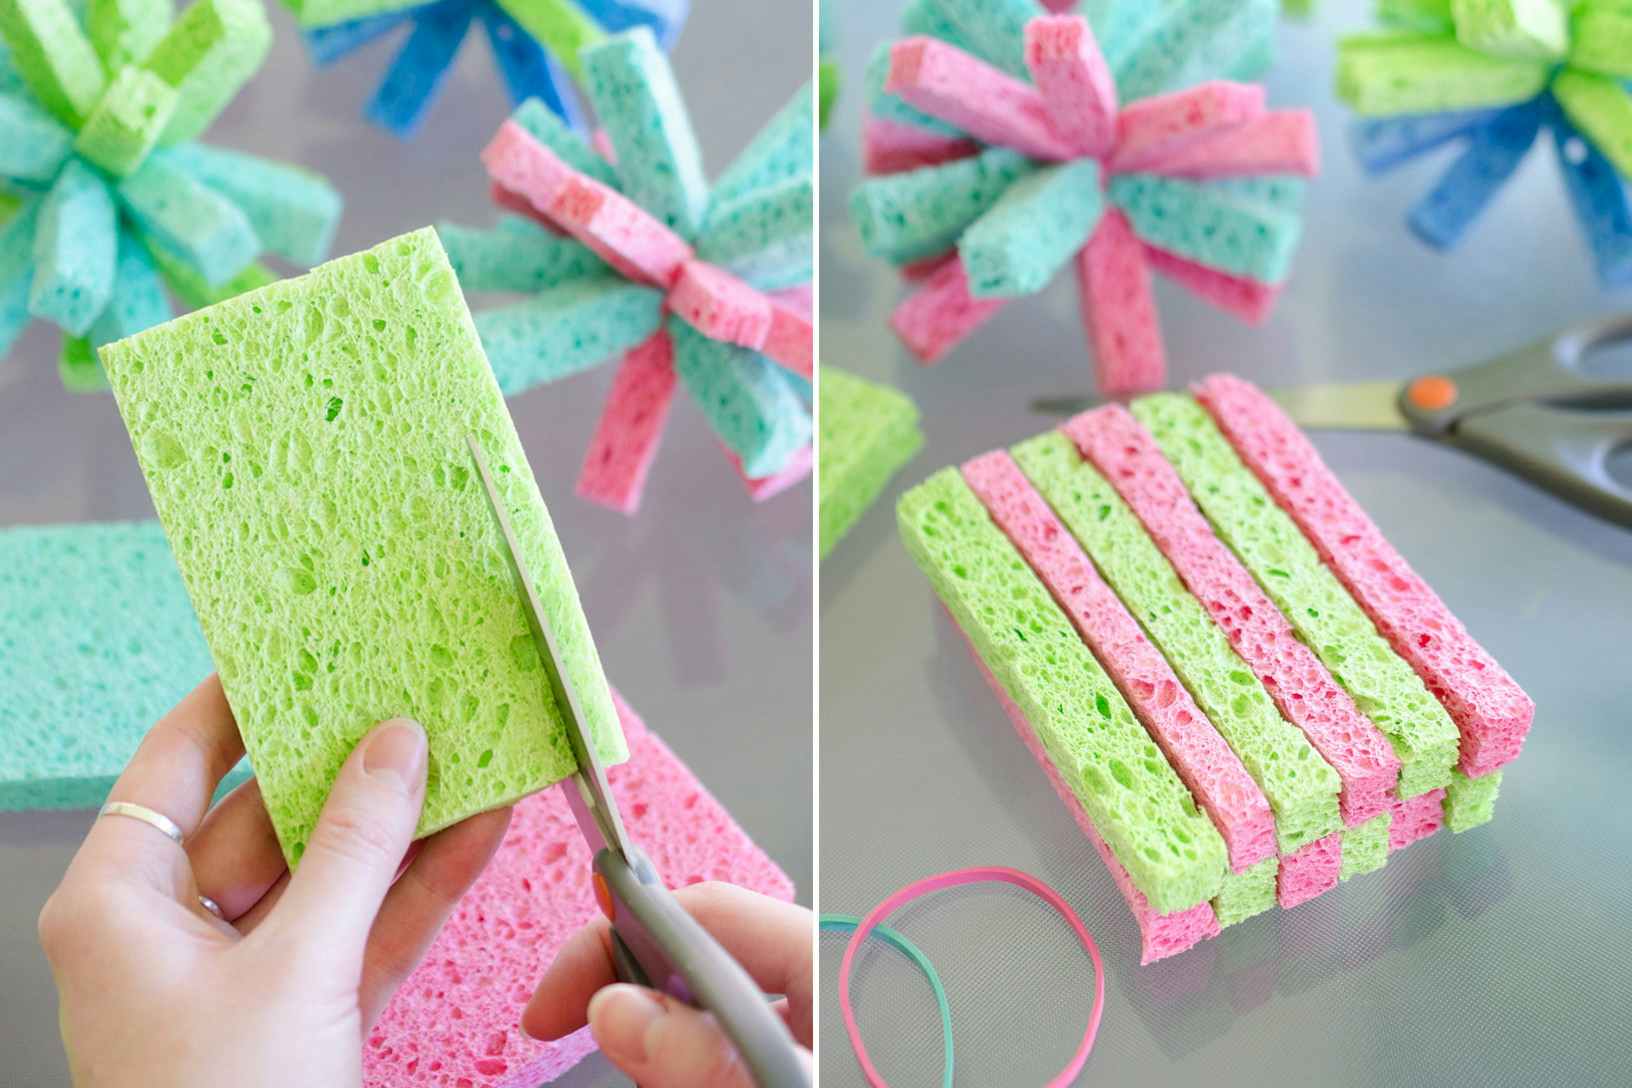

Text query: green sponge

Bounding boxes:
[818,367,922,559]
[1012,430,1342,854]
[898,468,1228,914]
[1211,856,1277,927]
[1444,768,1501,831]
[1339,811,1391,881]
[99,227,627,867]
[1131,393,1462,799]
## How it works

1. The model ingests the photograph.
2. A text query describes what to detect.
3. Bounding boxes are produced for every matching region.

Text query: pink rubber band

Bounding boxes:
[838,867,1106,1088]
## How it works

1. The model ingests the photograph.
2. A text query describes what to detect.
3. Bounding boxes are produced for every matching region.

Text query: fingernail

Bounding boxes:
[363,719,426,791]
[589,984,661,1065]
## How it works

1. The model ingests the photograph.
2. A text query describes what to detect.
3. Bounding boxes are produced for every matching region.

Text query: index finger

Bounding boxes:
[523,882,812,1045]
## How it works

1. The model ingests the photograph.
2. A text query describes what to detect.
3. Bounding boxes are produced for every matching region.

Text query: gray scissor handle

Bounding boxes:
[595,847,811,1087]
[1446,400,1632,527]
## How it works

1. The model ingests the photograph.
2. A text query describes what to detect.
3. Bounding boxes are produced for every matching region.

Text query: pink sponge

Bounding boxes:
[961,449,1276,875]
[1389,787,1447,853]
[577,332,678,513]
[1276,832,1341,909]
[1192,373,1534,778]
[363,692,795,1087]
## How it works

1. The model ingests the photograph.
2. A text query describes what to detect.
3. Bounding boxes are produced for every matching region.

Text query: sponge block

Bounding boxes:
[898,468,1227,914]
[817,367,922,558]
[1444,768,1500,832]
[362,692,796,1088]
[98,228,627,867]
[0,519,250,811]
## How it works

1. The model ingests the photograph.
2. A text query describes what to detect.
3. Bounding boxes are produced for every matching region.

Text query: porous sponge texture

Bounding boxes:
[99,227,626,867]
[1444,767,1501,832]
[1211,856,1277,928]
[818,367,922,559]
[363,693,796,1088]
[1013,429,1341,855]
[0,519,249,810]
[851,147,1036,265]
[1339,811,1391,881]
[1131,393,1461,799]
[898,467,1227,914]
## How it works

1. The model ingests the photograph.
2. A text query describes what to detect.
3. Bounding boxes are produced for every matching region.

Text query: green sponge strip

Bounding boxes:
[438,218,608,294]
[0,0,105,126]
[1013,430,1342,854]
[157,143,341,266]
[818,367,922,559]
[492,0,605,83]
[851,147,1034,266]
[0,89,73,182]
[1339,810,1391,880]
[899,468,1228,913]
[141,0,271,144]
[960,159,1105,300]
[581,28,708,238]
[818,59,837,130]
[88,227,171,347]
[72,65,179,177]
[58,333,107,389]
[1451,0,1569,60]
[1211,855,1276,927]
[473,278,662,395]
[99,228,627,867]
[145,231,274,308]
[1335,31,1550,115]
[1571,5,1632,78]
[1443,768,1501,832]
[87,0,174,72]
[287,0,407,29]
[864,42,963,139]
[697,175,813,292]
[1131,394,1461,798]
[510,96,621,189]
[1378,0,1455,31]
[119,153,261,288]
[709,82,814,208]
[1554,69,1632,179]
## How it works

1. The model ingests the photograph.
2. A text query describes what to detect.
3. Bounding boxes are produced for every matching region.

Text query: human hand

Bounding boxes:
[37,675,512,1088]
[524,881,814,1087]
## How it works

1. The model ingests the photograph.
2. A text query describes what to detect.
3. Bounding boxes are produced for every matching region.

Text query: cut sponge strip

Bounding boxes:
[1340,811,1391,881]
[0,0,106,126]
[99,227,627,868]
[1335,32,1551,115]
[1193,374,1534,778]
[576,330,676,514]
[158,143,344,268]
[0,519,250,811]
[898,468,1229,915]
[1390,786,1447,851]
[474,277,664,395]
[1108,173,1303,285]
[963,450,1277,875]
[29,157,116,337]
[817,367,922,559]
[670,317,810,478]
[851,147,1036,266]
[1444,768,1501,832]
[960,157,1104,299]
[1013,429,1344,853]
[362,691,796,1088]
[142,0,273,144]
[1277,831,1341,909]
[1212,856,1277,928]
[1130,393,1462,800]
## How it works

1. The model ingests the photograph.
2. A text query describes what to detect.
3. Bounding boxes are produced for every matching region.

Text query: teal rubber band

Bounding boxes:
[820,913,955,1088]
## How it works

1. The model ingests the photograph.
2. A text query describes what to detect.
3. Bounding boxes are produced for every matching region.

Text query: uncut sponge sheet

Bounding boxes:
[0,519,249,810]
[99,228,624,867]
[363,691,795,1088]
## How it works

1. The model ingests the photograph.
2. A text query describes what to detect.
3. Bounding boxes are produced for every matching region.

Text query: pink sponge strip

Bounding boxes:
[665,260,812,379]
[576,332,678,514]
[861,117,979,175]
[962,449,1277,875]
[482,120,691,287]
[1389,787,1446,853]
[891,255,1008,363]
[1067,405,1401,827]
[1134,111,1320,180]
[1110,82,1267,174]
[965,627,1221,965]
[1077,209,1166,396]
[1023,14,1118,157]
[1143,243,1279,325]
[1276,831,1341,909]
[362,691,794,1087]
[886,36,1075,162]
[1193,374,1534,778]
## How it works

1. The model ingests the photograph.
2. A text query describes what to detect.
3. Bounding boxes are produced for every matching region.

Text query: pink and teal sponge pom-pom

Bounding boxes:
[1339,2,1632,286]
[289,0,689,139]
[441,27,814,515]
[0,0,342,387]
[849,0,1315,397]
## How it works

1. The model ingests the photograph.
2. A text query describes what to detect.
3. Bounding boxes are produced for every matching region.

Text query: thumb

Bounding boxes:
[269,718,427,962]
[587,984,811,1088]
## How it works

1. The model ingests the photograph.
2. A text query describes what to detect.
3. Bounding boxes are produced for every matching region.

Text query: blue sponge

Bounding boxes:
[0,520,249,811]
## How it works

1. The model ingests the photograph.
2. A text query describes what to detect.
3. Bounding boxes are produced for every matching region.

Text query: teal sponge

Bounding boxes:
[898,467,1228,914]
[0,519,249,810]
[818,366,922,559]
[851,146,1035,265]
[99,227,627,866]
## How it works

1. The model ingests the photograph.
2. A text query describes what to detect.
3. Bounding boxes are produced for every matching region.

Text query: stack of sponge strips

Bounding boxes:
[899,374,1531,964]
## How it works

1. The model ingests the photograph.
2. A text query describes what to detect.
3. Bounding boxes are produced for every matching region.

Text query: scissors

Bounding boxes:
[1033,314,1632,528]
[467,437,811,1088]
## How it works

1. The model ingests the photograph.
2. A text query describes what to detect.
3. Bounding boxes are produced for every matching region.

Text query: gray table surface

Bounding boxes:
[0,4,811,1086]
[819,2,1632,1086]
